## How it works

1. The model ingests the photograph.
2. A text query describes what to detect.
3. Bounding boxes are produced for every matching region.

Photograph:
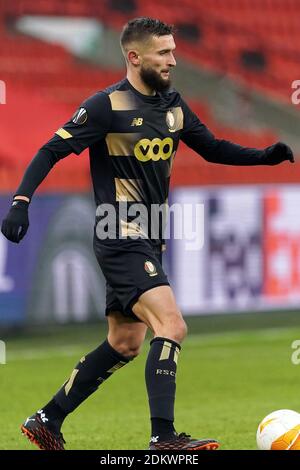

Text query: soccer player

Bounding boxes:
[1,17,294,451]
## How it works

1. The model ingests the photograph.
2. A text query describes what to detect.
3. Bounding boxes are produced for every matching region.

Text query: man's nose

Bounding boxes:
[168,53,176,67]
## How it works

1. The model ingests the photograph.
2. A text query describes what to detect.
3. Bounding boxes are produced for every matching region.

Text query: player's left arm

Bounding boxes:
[180,100,294,166]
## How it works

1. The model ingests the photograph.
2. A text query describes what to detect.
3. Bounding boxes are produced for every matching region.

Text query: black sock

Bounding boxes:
[145,337,181,441]
[42,400,67,432]
[151,417,176,442]
[43,339,132,427]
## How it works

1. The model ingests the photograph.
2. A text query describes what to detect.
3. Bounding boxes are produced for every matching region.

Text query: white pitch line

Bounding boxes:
[5,326,298,362]
[7,345,84,361]
[186,326,299,344]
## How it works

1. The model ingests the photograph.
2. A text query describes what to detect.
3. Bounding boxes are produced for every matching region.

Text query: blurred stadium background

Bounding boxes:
[0,0,300,450]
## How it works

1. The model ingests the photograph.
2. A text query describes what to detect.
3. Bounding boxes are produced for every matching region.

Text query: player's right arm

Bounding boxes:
[1,92,112,243]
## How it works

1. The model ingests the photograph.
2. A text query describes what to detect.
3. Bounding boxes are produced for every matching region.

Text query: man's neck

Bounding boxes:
[126,72,155,96]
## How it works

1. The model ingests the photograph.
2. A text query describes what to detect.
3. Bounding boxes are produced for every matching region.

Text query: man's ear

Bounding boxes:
[128,50,140,66]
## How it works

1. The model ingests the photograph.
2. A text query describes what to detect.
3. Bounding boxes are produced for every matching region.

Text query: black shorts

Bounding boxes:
[93,237,169,321]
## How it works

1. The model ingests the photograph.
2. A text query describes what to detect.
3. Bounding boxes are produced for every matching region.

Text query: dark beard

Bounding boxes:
[140,66,171,93]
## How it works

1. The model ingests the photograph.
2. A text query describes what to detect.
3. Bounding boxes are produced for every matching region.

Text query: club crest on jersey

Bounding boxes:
[166,110,176,132]
[144,260,158,277]
[72,107,87,125]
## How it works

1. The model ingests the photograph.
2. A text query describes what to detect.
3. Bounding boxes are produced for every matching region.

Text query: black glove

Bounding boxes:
[264,141,294,165]
[1,200,29,243]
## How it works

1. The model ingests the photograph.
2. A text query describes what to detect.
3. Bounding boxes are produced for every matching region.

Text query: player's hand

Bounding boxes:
[264,142,294,165]
[1,200,29,243]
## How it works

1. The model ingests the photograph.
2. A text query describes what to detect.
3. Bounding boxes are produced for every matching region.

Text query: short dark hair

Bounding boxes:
[120,17,174,50]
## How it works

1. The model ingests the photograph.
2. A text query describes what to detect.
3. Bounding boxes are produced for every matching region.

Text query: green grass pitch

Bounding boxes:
[1,313,300,450]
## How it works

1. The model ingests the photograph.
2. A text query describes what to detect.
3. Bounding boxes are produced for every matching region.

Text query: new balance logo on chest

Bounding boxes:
[131,117,143,126]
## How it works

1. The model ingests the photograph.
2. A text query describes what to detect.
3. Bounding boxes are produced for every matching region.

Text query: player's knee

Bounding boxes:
[156,314,187,344]
[180,319,188,340]
[171,318,187,343]
[110,339,143,359]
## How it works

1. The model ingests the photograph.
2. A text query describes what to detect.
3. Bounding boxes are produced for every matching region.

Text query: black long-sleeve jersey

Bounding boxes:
[16,77,269,242]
